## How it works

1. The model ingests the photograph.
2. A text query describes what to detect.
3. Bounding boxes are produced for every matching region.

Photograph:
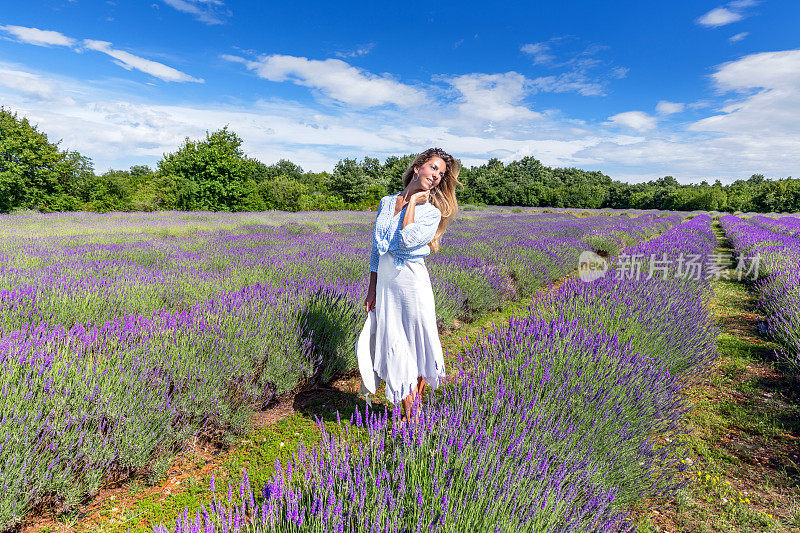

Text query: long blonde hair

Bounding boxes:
[401,148,464,252]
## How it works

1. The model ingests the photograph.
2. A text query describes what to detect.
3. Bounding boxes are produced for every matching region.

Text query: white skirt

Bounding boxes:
[357,251,446,405]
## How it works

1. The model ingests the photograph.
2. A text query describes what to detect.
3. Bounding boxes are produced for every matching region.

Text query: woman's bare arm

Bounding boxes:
[401,192,428,229]
[401,199,416,229]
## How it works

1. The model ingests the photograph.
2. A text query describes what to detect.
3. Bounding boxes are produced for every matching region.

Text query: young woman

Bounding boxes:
[363,148,462,424]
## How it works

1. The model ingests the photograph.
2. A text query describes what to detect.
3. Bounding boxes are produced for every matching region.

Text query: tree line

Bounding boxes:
[1,107,797,214]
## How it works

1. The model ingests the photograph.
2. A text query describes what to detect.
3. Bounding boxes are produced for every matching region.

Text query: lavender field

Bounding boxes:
[0,207,685,530]
[152,213,726,533]
[8,207,799,532]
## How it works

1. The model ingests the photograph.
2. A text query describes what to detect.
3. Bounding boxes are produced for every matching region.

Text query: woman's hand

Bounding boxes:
[364,286,376,313]
[411,190,430,205]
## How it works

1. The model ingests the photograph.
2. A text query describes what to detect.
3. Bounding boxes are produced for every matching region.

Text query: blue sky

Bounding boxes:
[0,0,798,183]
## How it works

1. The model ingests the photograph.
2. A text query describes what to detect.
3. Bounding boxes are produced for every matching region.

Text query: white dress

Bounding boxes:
[357,250,446,405]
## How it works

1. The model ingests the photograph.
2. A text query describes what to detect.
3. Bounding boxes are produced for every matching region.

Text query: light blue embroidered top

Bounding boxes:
[369,192,443,273]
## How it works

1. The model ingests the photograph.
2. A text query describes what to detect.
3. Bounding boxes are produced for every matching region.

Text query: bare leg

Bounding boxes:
[413,377,426,423]
[415,376,426,398]
[400,377,426,424]
[401,389,416,423]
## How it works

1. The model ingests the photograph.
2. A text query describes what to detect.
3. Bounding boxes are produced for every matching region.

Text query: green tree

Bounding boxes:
[754,179,800,213]
[138,173,193,210]
[603,182,632,209]
[464,159,505,205]
[629,185,657,210]
[0,107,88,212]
[129,165,154,189]
[80,169,135,212]
[382,154,416,193]
[330,157,372,204]
[156,126,260,211]
[552,168,611,208]
[257,175,311,211]
[252,159,305,182]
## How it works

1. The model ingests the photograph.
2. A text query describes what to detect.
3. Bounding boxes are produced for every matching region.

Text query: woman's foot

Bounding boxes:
[396,416,409,430]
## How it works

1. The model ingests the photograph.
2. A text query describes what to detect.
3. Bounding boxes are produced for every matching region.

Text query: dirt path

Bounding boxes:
[631,221,800,532]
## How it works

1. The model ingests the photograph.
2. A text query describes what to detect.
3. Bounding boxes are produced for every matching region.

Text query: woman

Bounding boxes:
[362,147,462,424]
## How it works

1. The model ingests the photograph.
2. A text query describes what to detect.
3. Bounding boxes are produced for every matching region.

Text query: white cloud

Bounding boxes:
[222,53,427,108]
[3,46,799,184]
[696,1,759,28]
[728,0,758,9]
[520,37,627,97]
[696,7,743,27]
[656,101,685,115]
[443,72,541,122]
[574,47,800,182]
[729,32,749,43]
[690,49,800,136]
[83,40,203,83]
[0,25,201,84]
[0,67,75,104]
[0,62,594,174]
[606,111,658,132]
[610,66,629,79]
[161,0,231,25]
[520,42,554,65]
[710,49,800,92]
[529,71,606,97]
[334,43,375,59]
[0,25,75,47]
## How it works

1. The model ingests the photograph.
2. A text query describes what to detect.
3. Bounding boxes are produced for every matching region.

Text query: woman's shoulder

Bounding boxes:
[375,195,388,211]
[380,193,398,205]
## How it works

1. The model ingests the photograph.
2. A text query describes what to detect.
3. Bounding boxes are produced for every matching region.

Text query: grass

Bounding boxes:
[631,221,800,532]
[51,414,326,533]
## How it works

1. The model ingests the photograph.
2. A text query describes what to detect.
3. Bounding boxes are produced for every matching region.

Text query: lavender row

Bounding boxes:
[429,212,683,314]
[536,214,719,378]
[720,215,800,372]
[155,216,715,532]
[0,212,675,333]
[749,214,800,239]
[580,213,684,258]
